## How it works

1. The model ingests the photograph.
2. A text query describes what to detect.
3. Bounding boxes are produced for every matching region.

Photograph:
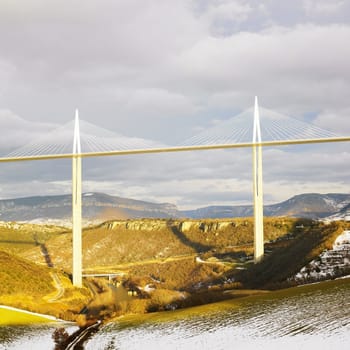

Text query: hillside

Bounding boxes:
[0,217,298,320]
[0,221,64,256]
[234,221,349,289]
[0,222,91,321]
[20,217,300,270]
[1,217,349,320]
[0,250,54,296]
[0,249,91,320]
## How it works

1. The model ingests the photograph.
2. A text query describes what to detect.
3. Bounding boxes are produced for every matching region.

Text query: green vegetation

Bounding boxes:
[127,257,227,290]
[0,251,54,295]
[0,217,347,323]
[20,217,299,270]
[0,250,91,322]
[0,306,57,325]
[0,222,64,255]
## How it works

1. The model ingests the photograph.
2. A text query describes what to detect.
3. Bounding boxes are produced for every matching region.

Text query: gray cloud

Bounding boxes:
[0,0,349,208]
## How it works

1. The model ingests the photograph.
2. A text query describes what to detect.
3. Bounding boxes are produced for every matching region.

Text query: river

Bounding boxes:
[1,278,350,349]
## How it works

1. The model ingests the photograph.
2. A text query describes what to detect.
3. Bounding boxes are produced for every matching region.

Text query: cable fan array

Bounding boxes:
[4,106,342,160]
[179,107,338,147]
[6,119,162,159]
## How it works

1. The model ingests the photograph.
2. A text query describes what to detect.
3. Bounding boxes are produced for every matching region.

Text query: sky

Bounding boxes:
[0,0,349,209]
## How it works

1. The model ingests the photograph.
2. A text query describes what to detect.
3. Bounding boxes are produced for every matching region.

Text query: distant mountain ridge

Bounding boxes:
[184,193,350,219]
[0,192,349,224]
[0,192,179,223]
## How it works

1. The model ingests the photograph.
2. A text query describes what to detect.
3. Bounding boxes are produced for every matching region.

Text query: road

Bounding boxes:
[48,272,65,302]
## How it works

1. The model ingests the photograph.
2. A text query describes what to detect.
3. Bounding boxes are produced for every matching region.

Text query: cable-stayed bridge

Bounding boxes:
[3,99,346,161]
[1,97,349,286]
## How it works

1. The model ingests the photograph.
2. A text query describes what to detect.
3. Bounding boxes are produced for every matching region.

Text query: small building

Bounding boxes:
[320,251,344,264]
[333,230,350,250]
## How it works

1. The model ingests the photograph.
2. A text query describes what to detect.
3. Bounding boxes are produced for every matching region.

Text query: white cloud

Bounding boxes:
[120,88,199,119]
[0,110,58,151]
[201,0,253,36]
[173,24,350,99]
[0,60,16,97]
[303,0,346,15]
[313,108,350,135]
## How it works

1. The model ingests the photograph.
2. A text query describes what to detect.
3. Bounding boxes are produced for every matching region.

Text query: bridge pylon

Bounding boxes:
[72,109,82,287]
[252,97,264,263]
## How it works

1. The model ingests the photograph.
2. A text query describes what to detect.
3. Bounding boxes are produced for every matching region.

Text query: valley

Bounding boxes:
[0,215,349,325]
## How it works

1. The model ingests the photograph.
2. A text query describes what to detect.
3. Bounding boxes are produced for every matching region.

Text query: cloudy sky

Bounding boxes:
[0,0,349,209]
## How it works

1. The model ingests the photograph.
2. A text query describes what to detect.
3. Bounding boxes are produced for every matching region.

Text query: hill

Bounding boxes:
[184,193,350,219]
[0,192,349,224]
[20,217,300,270]
[0,250,54,296]
[0,222,91,321]
[234,221,348,289]
[0,192,179,224]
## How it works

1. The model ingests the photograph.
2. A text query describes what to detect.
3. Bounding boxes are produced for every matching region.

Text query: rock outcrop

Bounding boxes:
[102,219,236,235]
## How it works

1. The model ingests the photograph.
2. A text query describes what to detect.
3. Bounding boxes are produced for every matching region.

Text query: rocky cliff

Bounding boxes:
[102,219,237,234]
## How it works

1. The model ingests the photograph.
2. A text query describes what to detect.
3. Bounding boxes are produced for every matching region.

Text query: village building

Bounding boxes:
[292,230,350,283]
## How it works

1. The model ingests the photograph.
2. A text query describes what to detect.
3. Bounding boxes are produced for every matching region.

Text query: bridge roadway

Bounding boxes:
[82,273,125,281]
[1,135,350,163]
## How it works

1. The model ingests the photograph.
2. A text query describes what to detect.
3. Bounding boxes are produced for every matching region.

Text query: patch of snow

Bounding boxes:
[292,230,350,284]
[334,230,350,248]
[323,197,337,208]
[336,199,350,210]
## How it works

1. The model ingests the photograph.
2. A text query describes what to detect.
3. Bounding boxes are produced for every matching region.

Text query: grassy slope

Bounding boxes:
[113,277,350,327]
[0,250,54,295]
[0,250,91,321]
[0,306,57,325]
[0,223,65,255]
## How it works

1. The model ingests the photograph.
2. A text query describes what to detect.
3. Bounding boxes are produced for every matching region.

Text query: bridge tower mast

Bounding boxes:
[72,110,82,286]
[252,97,264,263]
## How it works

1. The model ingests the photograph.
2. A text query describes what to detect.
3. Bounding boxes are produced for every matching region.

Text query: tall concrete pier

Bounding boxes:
[252,97,264,263]
[72,110,82,287]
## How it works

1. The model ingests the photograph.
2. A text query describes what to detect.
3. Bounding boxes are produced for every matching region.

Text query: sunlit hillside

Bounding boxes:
[20,217,300,270]
[0,250,86,317]
[0,217,348,319]
[0,222,65,255]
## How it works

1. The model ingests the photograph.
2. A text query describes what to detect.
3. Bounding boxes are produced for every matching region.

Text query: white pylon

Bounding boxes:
[72,109,82,287]
[252,97,264,263]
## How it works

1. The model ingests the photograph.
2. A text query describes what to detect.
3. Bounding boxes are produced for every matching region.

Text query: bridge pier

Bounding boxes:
[72,110,82,287]
[252,97,264,263]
